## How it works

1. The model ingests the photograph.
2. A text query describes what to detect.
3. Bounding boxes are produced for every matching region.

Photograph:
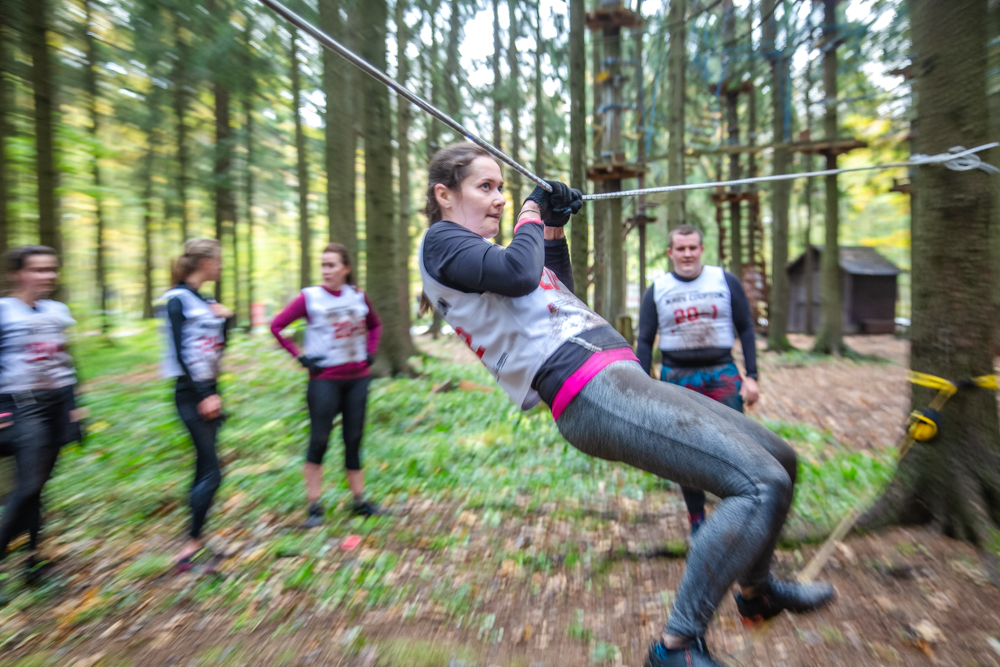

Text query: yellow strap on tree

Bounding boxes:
[971,374,999,390]
[908,371,958,396]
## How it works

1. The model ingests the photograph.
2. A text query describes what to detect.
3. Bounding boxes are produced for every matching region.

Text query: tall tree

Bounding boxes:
[723,0,742,278]
[172,13,191,240]
[665,0,686,232]
[290,27,310,289]
[425,0,444,337]
[84,0,110,333]
[813,0,843,354]
[209,0,236,302]
[533,0,544,178]
[507,0,522,222]
[444,0,462,135]
[802,55,816,334]
[764,0,792,351]
[141,91,162,320]
[243,14,256,331]
[25,0,60,258]
[321,0,357,255]
[492,0,505,245]
[568,0,588,299]
[591,12,605,316]
[863,0,1000,554]
[396,0,418,358]
[359,0,412,374]
[0,3,10,259]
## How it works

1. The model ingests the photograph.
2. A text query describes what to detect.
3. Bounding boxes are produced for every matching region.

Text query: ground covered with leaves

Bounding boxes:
[2,329,999,667]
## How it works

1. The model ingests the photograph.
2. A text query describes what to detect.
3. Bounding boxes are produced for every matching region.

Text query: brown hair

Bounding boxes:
[424,142,500,225]
[419,142,502,317]
[322,242,355,286]
[5,245,57,273]
[668,224,704,248]
[172,238,221,286]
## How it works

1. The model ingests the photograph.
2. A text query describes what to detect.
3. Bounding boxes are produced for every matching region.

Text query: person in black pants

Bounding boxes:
[159,239,232,570]
[271,243,383,527]
[0,246,82,584]
[636,225,760,537]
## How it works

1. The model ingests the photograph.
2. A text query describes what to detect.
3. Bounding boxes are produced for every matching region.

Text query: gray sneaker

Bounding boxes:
[303,503,324,529]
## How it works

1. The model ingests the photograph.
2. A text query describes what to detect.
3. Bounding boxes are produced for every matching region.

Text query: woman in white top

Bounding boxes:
[0,245,81,584]
[419,143,833,667]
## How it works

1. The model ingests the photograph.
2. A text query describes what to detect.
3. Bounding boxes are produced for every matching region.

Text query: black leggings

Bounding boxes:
[306,377,370,470]
[175,383,222,540]
[0,388,71,560]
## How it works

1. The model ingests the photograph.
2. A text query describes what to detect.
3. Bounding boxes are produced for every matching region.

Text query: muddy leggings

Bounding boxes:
[556,361,797,639]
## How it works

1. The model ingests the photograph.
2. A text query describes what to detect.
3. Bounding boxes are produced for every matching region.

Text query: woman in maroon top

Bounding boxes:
[271,243,382,527]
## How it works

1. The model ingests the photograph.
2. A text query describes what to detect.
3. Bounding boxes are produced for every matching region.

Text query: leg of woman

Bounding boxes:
[339,377,374,515]
[0,399,61,562]
[557,361,797,642]
[303,379,340,526]
[175,388,221,548]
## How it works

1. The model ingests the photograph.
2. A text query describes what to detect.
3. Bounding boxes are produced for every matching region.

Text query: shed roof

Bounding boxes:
[788,245,903,276]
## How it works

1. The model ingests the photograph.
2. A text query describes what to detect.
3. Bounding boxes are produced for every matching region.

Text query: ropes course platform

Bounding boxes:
[587,162,646,182]
[710,190,759,204]
[890,178,913,194]
[585,5,643,31]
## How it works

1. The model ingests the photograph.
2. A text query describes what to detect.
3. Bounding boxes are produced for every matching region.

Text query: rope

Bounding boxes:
[582,143,1000,200]
[255,0,553,194]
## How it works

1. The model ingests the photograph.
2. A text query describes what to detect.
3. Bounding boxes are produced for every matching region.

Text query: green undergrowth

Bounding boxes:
[0,328,896,633]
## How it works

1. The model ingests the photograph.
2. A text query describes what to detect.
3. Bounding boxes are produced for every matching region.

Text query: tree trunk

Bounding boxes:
[444,0,461,137]
[568,0,588,300]
[764,0,791,351]
[396,0,417,358]
[508,0,522,222]
[212,76,233,303]
[244,17,256,332]
[291,28,310,289]
[635,0,646,296]
[25,0,60,259]
[0,6,10,260]
[142,97,161,320]
[602,16,623,322]
[591,16,606,316]
[533,0,544,178]
[723,0,741,278]
[84,0,110,332]
[813,0,843,355]
[803,56,815,335]
[492,0,505,245]
[173,17,191,241]
[426,0,443,338]
[321,0,357,256]
[360,0,413,375]
[862,0,1000,552]
[666,0,686,231]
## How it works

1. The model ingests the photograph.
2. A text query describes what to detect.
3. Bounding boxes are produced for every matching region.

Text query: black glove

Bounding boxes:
[366,354,375,367]
[524,180,584,227]
[298,355,323,373]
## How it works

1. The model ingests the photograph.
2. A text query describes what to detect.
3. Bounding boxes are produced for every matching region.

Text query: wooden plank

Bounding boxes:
[585,6,643,31]
[587,162,646,182]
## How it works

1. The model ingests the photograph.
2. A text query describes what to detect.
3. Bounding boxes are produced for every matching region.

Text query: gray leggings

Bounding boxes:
[556,361,796,639]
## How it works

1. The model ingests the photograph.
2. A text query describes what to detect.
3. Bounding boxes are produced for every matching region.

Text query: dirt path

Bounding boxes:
[5,334,1000,667]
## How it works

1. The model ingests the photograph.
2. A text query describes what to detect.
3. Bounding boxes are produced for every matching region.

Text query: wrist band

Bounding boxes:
[513,217,543,234]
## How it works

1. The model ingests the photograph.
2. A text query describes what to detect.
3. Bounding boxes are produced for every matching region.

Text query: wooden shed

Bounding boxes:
[787,246,902,335]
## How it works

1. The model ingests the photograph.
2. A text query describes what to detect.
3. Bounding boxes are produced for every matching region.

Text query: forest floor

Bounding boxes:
[2,328,1000,667]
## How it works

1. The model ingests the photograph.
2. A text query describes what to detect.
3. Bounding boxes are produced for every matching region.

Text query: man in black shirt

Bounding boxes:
[637,225,760,535]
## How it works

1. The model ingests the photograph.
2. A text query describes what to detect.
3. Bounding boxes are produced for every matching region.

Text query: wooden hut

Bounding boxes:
[787,246,902,335]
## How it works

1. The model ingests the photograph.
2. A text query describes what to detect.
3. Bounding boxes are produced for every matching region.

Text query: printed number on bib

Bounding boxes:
[454,327,486,359]
[673,305,719,325]
[333,320,366,340]
[197,336,223,356]
[26,341,60,363]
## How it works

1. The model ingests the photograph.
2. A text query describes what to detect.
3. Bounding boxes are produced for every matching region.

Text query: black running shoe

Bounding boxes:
[735,577,836,625]
[644,638,720,667]
[351,500,383,518]
[303,502,324,529]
